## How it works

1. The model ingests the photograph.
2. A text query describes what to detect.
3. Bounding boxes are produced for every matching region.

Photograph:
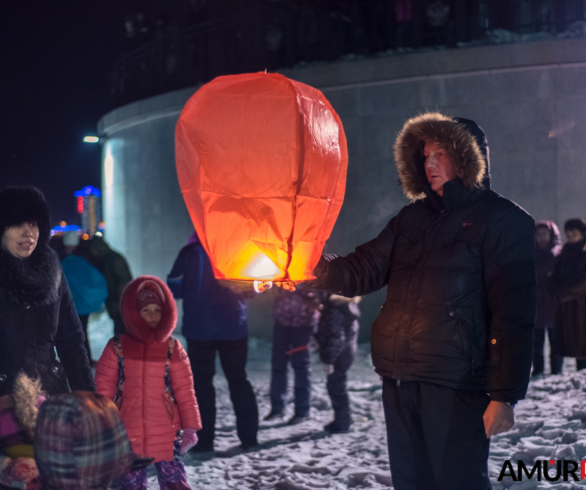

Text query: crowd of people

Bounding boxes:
[4,111,586,489]
[0,187,361,489]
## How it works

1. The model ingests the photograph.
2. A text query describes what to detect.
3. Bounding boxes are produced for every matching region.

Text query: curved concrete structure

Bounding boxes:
[99,37,586,339]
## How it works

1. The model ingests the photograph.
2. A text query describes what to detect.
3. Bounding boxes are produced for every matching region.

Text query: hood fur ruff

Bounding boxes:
[394,113,487,201]
[120,276,177,344]
[13,373,45,439]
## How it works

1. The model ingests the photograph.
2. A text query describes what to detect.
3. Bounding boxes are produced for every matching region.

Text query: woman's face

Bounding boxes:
[536,227,551,250]
[1,222,39,258]
[566,229,584,244]
[140,304,162,328]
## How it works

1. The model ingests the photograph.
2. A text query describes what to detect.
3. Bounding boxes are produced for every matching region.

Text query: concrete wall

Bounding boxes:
[99,37,586,340]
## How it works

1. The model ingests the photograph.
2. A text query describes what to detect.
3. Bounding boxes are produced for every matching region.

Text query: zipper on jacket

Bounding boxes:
[396,379,401,387]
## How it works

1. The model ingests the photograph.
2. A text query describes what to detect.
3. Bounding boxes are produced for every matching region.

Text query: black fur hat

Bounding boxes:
[0,187,51,245]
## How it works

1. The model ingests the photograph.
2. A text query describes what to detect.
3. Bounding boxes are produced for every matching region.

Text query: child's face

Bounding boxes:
[140,304,162,328]
[566,229,584,244]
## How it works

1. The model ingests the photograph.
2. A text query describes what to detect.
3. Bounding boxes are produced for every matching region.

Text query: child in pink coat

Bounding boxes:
[96,276,202,490]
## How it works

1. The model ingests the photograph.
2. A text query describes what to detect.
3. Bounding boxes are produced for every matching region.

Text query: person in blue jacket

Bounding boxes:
[60,231,108,365]
[167,232,259,452]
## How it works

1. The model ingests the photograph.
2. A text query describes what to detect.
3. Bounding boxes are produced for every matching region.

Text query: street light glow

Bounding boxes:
[83,136,100,143]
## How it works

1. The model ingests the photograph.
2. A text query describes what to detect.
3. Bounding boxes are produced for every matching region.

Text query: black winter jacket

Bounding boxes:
[312,114,535,404]
[0,245,96,397]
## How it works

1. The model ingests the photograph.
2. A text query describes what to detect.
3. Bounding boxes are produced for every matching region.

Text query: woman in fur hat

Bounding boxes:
[0,186,95,398]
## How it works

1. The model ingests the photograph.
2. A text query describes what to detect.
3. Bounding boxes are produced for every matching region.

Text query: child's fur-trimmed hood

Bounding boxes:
[394,113,489,201]
[120,275,177,343]
[13,372,45,439]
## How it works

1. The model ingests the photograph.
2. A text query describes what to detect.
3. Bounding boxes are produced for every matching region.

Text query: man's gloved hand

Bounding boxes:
[323,364,334,375]
[180,428,199,454]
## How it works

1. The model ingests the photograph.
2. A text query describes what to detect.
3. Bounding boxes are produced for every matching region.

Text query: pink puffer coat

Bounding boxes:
[96,276,202,462]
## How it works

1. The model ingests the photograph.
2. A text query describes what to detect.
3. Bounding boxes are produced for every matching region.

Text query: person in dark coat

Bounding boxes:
[167,233,259,452]
[310,113,536,490]
[61,230,108,365]
[82,235,132,336]
[550,218,586,371]
[0,186,95,398]
[533,220,563,376]
[316,294,361,433]
[265,285,322,425]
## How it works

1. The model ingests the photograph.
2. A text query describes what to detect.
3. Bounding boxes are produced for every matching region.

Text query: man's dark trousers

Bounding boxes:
[187,338,259,449]
[382,377,492,490]
[270,324,313,417]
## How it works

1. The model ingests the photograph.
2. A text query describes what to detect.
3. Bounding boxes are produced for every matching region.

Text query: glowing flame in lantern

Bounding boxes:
[244,253,281,280]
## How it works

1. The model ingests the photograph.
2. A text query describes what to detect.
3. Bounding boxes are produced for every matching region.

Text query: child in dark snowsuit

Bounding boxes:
[316,294,361,433]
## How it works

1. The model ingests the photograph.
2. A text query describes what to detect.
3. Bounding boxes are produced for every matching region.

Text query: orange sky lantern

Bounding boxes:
[175,72,348,284]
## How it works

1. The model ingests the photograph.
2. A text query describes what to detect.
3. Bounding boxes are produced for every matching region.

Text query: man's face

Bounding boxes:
[566,229,584,243]
[536,227,551,250]
[424,140,458,196]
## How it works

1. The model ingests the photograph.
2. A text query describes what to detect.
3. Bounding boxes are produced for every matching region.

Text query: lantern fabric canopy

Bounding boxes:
[175,72,348,283]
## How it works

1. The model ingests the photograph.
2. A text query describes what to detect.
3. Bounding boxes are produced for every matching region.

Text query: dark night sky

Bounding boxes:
[1,1,185,225]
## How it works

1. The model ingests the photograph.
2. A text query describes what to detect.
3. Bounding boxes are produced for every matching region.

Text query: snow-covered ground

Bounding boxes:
[87,313,586,489]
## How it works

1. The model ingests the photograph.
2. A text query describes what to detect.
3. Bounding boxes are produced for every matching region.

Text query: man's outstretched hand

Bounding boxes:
[483,400,514,438]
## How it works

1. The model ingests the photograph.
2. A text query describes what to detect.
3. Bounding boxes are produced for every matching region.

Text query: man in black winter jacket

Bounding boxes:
[311,113,536,490]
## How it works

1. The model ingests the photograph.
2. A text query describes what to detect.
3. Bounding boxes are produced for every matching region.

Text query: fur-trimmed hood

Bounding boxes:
[536,220,562,256]
[120,276,177,343]
[394,113,490,201]
[13,372,46,439]
[0,373,46,445]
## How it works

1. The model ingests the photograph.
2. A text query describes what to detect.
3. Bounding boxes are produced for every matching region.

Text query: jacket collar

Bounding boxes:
[0,245,61,307]
[424,178,484,214]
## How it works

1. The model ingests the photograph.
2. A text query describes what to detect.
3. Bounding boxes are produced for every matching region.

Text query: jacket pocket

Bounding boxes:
[440,225,486,254]
[451,308,486,373]
[43,360,68,393]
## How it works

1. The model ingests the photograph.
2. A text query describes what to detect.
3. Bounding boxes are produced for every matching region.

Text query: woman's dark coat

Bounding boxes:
[550,238,586,358]
[312,113,536,404]
[0,245,95,397]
